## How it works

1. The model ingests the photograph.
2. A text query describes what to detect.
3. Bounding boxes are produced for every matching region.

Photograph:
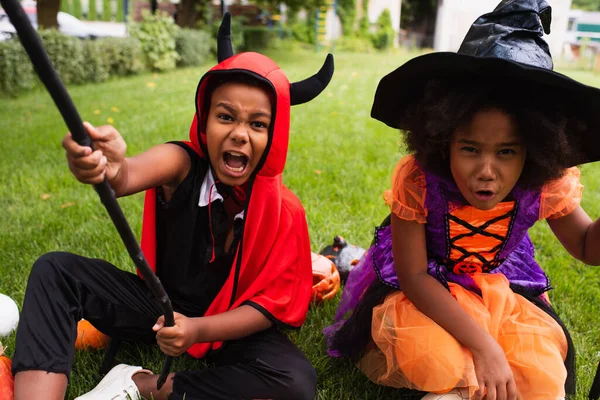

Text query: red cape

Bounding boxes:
[140,53,312,358]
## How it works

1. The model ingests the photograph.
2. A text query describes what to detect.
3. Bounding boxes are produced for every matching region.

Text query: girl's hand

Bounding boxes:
[62,122,126,185]
[153,312,199,357]
[471,340,517,400]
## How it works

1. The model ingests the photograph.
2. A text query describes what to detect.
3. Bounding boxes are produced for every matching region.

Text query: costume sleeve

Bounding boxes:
[383,155,428,223]
[539,167,583,220]
[243,201,312,328]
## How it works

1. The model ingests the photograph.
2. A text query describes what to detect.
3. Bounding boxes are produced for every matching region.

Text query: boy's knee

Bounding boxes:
[286,361,317,400]
[30,251,77,283]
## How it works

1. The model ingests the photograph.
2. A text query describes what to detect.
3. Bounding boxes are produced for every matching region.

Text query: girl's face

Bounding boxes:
[206,82,272,186]
[449,108,526,210]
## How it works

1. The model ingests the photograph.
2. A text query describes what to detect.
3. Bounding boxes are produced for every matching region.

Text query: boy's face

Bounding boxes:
[206,82,272,187]
[449,108,526,210]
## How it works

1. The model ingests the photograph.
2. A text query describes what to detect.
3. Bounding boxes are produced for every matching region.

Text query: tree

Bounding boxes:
[175,0,207,28]
[37,0,60,29]
[254,0,325,14]
[400,0,437,29]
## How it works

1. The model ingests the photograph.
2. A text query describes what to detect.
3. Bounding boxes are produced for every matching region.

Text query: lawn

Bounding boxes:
[1,48,600,399]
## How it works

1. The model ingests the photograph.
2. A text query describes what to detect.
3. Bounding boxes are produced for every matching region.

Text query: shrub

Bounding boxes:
[102,0,111,21]
[116,0,124,22]
[209,16,245,56]
[242,26,276,51]
[88,0,98,20]
[290,19,313,44]
[357,15,370,38]
[39,29,86,84]
[0,38,37,96]
[97,37,144,76]
[335,36,374,53]
[129,11,180,71]
[0,33,148,96]
[175,29,211,67]
[61,0,70,13]
[371,9,395,50]
[81,40,109,82]
[72,0,83,19]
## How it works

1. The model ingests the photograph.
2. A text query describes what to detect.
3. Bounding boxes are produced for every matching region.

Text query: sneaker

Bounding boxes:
[421,388,470,399]
[74,364,153,400]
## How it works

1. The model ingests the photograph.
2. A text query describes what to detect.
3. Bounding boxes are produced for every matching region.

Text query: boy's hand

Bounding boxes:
[153,312,199,357]
[471,340,517,400]
[62,122,126,185]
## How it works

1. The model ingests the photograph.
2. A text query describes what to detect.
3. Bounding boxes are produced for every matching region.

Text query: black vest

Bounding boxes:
[155,143,243,317]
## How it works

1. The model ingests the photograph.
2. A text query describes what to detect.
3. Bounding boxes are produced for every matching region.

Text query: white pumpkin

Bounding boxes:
[0,294,19,337]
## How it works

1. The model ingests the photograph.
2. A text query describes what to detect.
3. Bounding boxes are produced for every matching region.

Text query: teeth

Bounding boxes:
[227,151,245,157]
[225,164,245,173]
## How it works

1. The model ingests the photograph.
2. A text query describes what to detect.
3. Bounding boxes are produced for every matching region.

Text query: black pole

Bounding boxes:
[590,361,600,399]
[0,0,174,390]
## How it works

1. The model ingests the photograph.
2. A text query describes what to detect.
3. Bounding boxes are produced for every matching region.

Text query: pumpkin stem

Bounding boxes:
[0,341,5,357]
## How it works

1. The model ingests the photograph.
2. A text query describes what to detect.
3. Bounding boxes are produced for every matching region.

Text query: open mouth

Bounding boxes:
[223,151,249,173]
[474,190,494,200]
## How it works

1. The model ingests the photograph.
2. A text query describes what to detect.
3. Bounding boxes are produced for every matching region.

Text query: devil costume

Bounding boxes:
[324,0,600,398]
[12,16,334,400]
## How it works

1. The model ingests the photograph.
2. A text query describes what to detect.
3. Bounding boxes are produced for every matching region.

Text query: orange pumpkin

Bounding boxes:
[75,319,109,350]
[0,342,14,400]
[311,252,340,304]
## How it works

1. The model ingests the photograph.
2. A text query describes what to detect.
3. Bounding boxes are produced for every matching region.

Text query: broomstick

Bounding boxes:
[591,361,600,399]
[0,0,174,390]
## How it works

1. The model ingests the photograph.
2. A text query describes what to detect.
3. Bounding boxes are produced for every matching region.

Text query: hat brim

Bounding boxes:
[371,52,600,164]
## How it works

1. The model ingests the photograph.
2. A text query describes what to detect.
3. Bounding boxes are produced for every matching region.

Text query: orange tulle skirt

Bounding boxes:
[358,273,568,399]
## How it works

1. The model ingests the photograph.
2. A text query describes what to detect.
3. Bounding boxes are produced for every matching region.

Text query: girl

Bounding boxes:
[325,1,600,399]
[11,16,334,400]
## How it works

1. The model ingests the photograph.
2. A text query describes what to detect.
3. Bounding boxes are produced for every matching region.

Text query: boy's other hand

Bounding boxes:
[153,312,197,357]
[62,122,126,185]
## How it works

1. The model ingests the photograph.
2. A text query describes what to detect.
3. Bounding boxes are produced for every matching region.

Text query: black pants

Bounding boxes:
[12,252,317,400]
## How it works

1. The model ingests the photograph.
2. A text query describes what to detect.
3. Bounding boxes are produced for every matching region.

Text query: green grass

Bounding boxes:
[1,49,600,399]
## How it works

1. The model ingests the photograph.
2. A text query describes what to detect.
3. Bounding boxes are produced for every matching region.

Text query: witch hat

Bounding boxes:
[371,0,600,166]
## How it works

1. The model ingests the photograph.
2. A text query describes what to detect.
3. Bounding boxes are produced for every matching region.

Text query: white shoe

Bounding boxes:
[74,364,153,400]
[421,388,470,399]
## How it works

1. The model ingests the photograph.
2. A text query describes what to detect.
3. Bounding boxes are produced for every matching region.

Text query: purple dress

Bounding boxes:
[324,156,576,357]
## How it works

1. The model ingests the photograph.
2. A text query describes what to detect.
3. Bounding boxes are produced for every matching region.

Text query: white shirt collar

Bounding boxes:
[198,167,245,221]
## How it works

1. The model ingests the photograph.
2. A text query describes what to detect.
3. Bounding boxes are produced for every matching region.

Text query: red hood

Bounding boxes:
[189,52,291,178]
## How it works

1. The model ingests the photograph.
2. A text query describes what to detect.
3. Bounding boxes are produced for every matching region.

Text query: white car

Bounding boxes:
[0,7,123,40]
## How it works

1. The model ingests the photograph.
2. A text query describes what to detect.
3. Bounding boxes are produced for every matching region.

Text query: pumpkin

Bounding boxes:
[0,294,19,338]
[0,342,14,400]
[75,319,109,350]
[311,252,340,304]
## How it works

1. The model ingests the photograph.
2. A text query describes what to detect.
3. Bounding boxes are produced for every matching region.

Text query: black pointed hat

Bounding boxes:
[371,0,600,165]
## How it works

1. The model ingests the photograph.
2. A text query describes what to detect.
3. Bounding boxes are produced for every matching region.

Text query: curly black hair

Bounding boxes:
[400,78,587,188]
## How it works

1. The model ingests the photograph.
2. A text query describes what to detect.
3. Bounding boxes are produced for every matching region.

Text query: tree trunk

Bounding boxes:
[38,0,60,29]
[176,0,202,28]
[150,0,157,14]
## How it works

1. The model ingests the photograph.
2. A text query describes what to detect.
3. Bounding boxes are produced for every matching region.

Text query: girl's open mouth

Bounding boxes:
[474,190,494,201]
[223,151,249,174]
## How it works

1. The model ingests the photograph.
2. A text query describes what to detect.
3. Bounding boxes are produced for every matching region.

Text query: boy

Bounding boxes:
[12,16,334,400]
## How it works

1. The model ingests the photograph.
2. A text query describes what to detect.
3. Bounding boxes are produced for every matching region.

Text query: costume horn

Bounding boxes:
[218,12,234,63]
[290,53,334,106]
